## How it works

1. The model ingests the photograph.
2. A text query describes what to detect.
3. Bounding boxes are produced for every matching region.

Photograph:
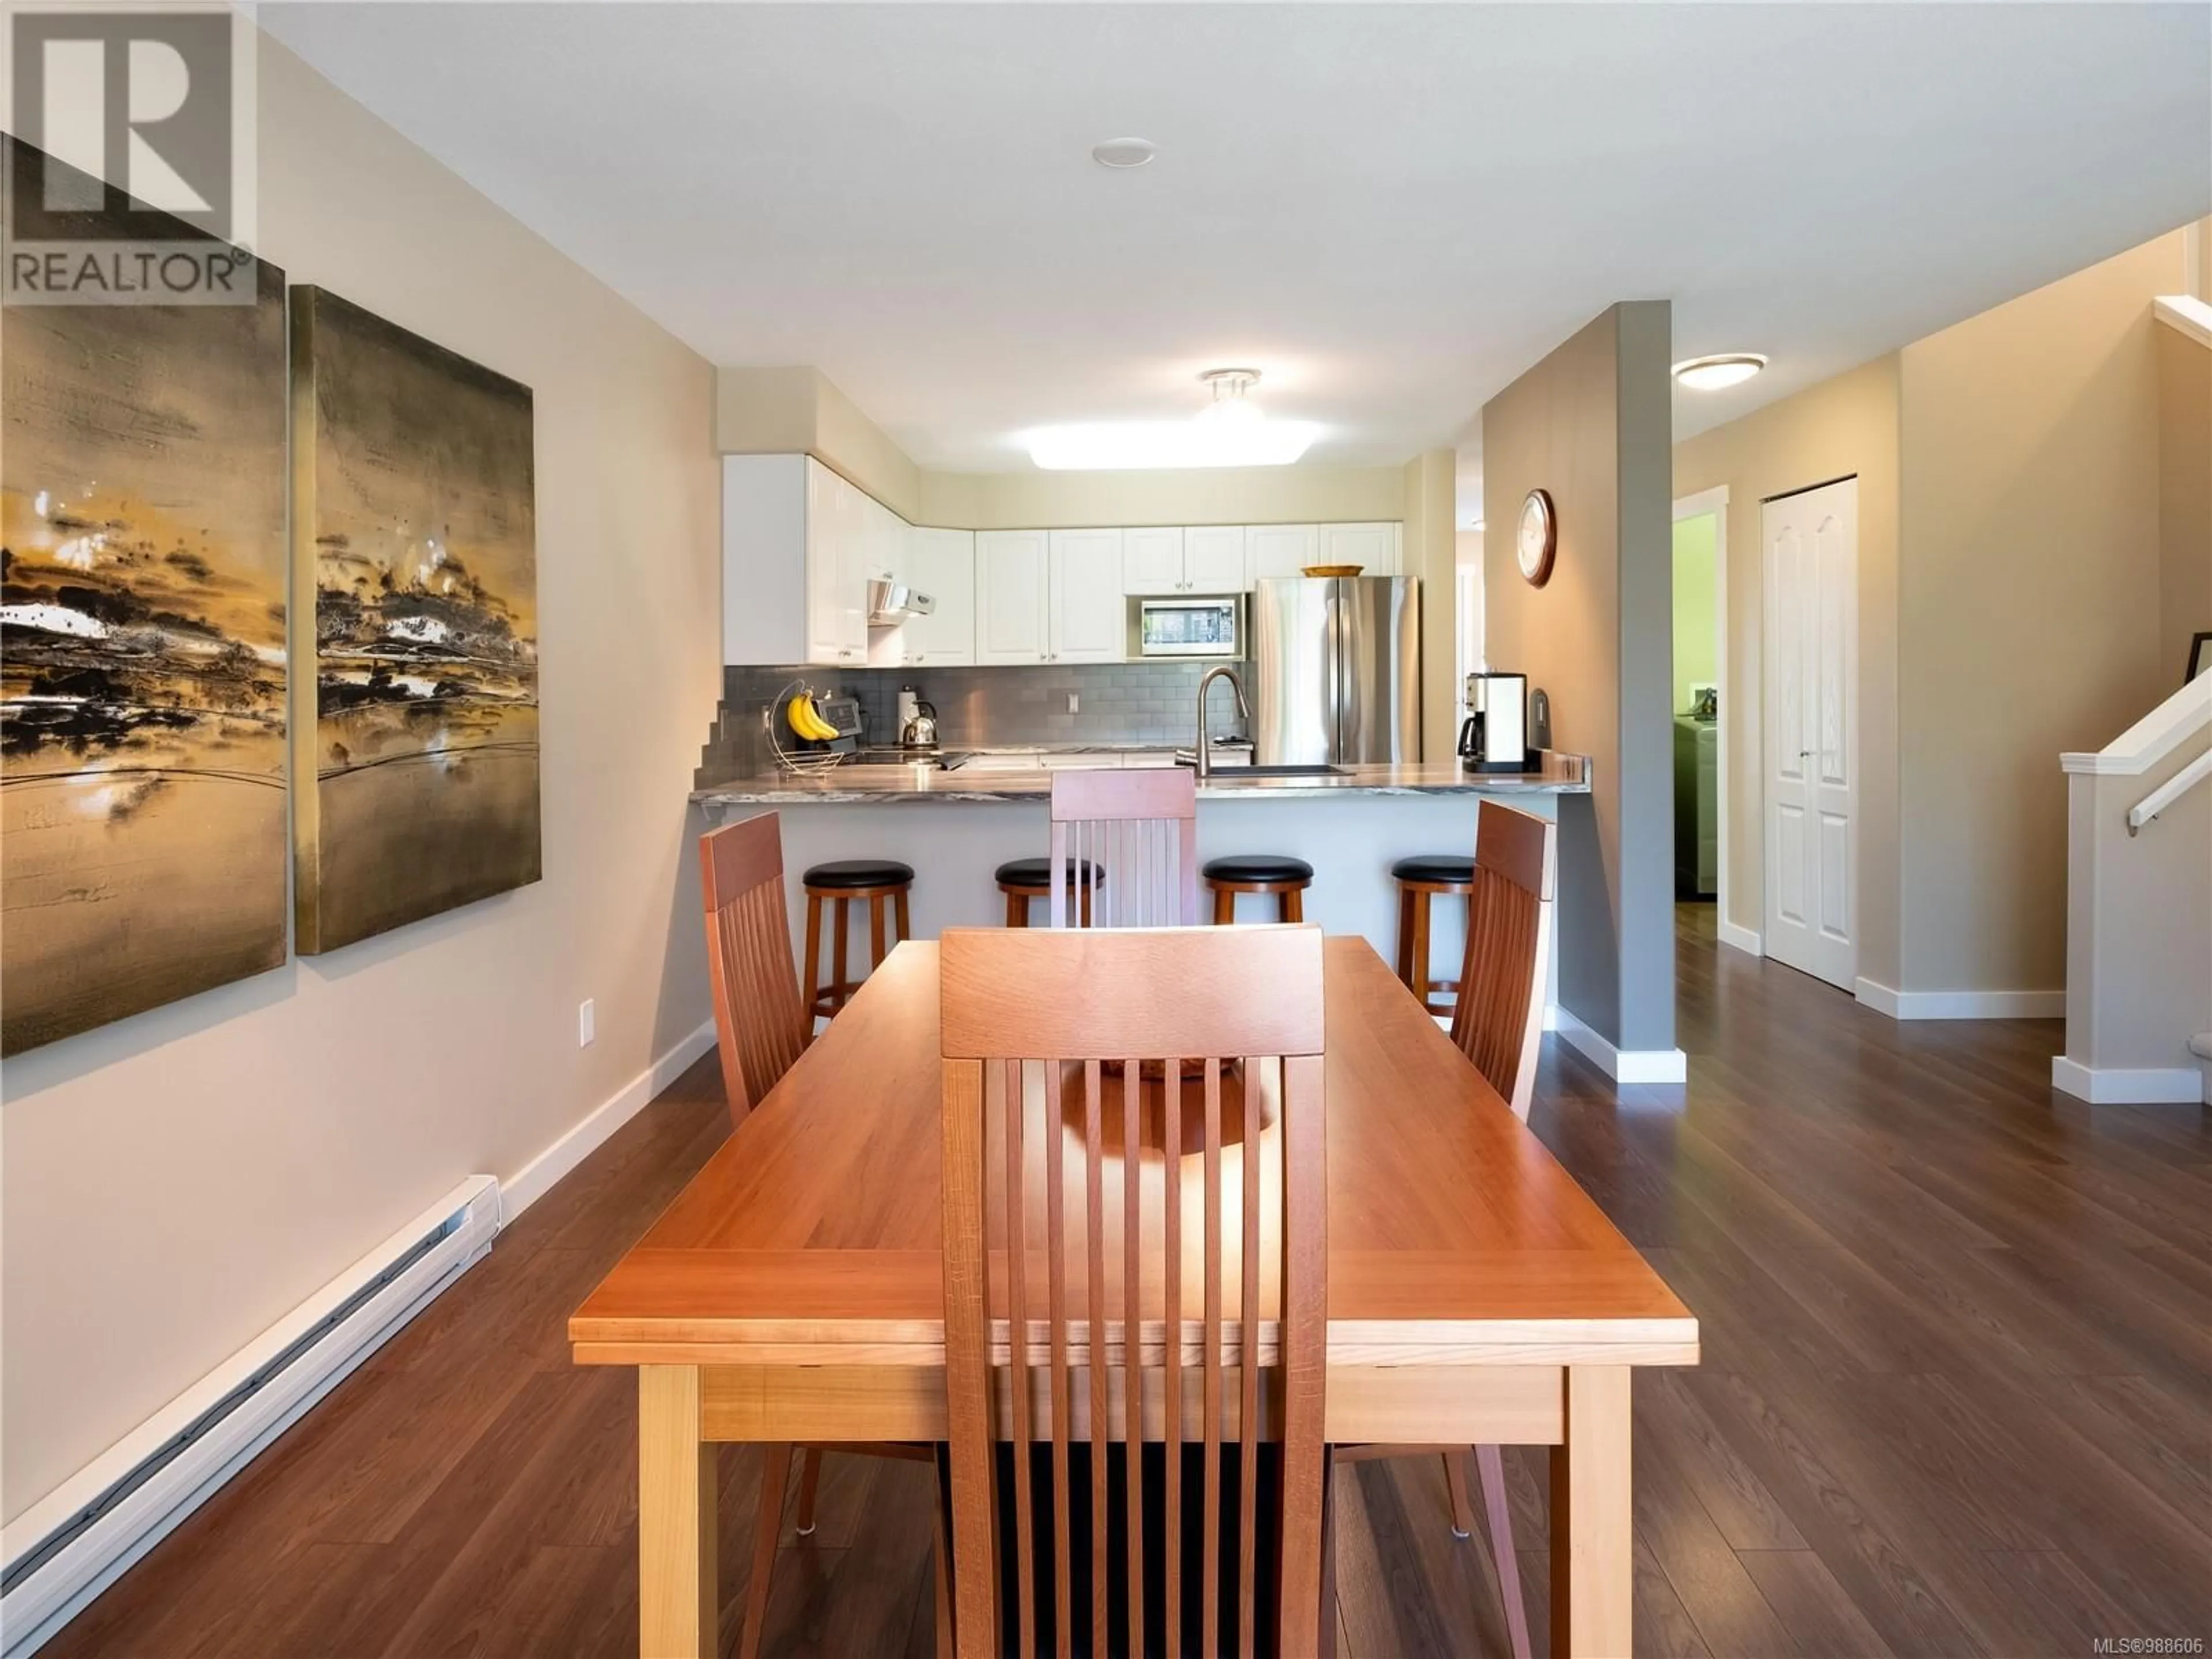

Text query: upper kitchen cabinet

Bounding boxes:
[1122,525,1249,594]
[1048,529,1124,661]
[1120,527,1187,594]
[1318,521,1402,575]
[887,527,975,666]
[722,453,870,666]
[975,530,1050,663]
[1245,524,1321,585]
[1183,525,1249,591]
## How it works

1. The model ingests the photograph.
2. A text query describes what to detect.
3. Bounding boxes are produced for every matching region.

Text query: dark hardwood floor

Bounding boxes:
[44,909,2210,1657]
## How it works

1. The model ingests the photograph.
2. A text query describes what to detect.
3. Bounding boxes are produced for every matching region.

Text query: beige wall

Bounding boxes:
[2158,319,2211,678]
[717,365,925,521]
[1485,302,1676,1051]
[1673,357,1903,983]
[0,40,723,1521]
[1897,232,2182,994]
[1403,449,1459,760]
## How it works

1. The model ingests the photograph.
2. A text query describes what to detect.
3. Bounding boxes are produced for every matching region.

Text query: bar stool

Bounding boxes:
[995,857,1104,927]
[1391,854,1477,1018]
[1201,854,1313,924]
[800,859,914,1025]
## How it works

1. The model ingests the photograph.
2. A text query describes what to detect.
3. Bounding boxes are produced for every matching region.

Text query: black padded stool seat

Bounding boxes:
[1202,854,1314,886]
[1391,854,1476,886]
[802,858,915,891]
[994,857,1105,889]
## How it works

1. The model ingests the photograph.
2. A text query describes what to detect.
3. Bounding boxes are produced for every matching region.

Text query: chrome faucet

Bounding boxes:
[1195,665,1251,781]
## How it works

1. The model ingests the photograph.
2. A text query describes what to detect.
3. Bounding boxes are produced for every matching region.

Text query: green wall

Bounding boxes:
[1672,512,1718,712]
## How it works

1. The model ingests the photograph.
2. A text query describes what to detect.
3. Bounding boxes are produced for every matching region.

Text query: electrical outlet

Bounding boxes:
[1066,692,1080,714]
[578,998,595,1047]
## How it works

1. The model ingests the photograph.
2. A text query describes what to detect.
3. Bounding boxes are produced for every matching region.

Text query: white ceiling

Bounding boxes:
[264,2,2210,517]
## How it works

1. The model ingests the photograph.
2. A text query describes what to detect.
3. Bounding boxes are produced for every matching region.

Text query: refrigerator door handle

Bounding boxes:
[1324,585,1343,762]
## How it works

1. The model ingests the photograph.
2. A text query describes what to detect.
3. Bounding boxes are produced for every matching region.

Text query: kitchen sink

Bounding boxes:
[1180,760,1347,778]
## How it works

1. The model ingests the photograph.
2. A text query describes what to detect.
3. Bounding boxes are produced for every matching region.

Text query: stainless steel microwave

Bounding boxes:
[1137,596,1243,657]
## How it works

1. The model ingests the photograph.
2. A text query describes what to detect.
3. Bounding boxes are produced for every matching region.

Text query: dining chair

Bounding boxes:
[938,923,1331,1658]
[1048,767,1201,928]
[1343,799,1556,1659]
[697,812,939,1659]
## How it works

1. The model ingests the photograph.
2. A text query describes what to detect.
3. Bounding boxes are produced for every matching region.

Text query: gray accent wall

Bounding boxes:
[1482,301,1677,1055]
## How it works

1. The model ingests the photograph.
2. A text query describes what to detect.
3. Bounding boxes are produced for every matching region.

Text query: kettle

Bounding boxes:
[900,698,940,752]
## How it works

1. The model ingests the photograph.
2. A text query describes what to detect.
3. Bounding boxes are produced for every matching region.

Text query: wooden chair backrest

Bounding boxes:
[939,924,1329,1659]
[1048,767,1201,928]
[1448,800,1557,1120]
[698,812,809,1129]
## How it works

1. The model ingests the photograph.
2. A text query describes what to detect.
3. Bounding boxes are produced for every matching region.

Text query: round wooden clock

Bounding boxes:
[1517,488,1556,586]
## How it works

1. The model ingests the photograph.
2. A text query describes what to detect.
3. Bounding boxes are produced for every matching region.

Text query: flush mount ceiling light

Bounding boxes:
[1026,366,1319,470]
[1672,353,1768,392]
[1090,137,1157,169]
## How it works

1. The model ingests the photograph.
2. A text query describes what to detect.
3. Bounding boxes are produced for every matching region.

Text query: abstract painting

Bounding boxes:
[290,287,540,953]
[0,213,288,1055]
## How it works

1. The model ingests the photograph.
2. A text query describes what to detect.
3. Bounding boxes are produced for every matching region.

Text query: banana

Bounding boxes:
[786,692,838,741]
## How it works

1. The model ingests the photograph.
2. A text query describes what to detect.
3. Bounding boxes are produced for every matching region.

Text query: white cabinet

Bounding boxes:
[808,460,869,664]
[722,454,873,666]
[1318,521,1401,575]
[1123,525,1248,594]
[1047,529,1124,662]
[1120,527,1186,595]
[975,531,1050,663]
[1183,526,1248,592]
[861,493,902,584]
[1245,524,1320,586]
[892,527,975,666]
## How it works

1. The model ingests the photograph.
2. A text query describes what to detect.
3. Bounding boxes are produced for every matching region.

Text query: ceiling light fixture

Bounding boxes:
[1027,365,1319,471]
[1090,137,1157,169]
[1672,353,1768,392]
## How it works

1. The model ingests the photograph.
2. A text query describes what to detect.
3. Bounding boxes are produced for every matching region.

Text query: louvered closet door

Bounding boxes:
[1762,478,1859,991]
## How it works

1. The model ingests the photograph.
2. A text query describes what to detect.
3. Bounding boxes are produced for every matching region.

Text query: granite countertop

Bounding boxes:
[692,751,1592,806]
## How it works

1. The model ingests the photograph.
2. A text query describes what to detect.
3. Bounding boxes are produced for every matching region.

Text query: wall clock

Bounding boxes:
[1517,488,1556,586]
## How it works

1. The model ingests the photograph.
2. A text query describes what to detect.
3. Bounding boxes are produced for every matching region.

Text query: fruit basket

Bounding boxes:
[770,679,850,774]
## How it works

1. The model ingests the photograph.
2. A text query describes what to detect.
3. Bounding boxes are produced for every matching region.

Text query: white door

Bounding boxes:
[1183,525,1248,592]
[975,531,1049,664]
[1763,479,1858,990]
[899,528,975,666]
[1246,524,1319,586]
[1048,529,1125,662]
[1121,527,1185,595]
[1317,522,1400,576]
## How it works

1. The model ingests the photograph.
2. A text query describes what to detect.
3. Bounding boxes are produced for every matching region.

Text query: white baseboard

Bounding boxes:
[2051,1055,2207,1105]
[499,1018,717,1224]
[1717,921,1763,958]
[2,1179,500,1659]
[1552,1006,1688,1084]
[1854,978,2065,1021]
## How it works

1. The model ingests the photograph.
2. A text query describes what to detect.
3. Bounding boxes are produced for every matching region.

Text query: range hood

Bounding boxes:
[866,579,937,624]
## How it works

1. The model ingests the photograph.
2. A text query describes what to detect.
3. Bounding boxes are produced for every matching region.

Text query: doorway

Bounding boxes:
[1672,487,1729,935]
[1760,477,1859,990]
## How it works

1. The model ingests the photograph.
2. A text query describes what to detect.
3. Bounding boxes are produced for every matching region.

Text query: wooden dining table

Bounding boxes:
[571,935,1696,1658]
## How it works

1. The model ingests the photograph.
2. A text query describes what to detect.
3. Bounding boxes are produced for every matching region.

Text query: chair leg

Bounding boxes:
[831,897,850,1013]
[868,892,887,975]
[1213,885,1235,926]
[1444,1448,1474,1539]
[802,894,824,1026]
[932,1478,956,1658]
[1476,1443,1532,1659]
[740,1442,795,1659]
[893,885,911,947]
[1281,885,1304,923]
[794,1446,824,1536]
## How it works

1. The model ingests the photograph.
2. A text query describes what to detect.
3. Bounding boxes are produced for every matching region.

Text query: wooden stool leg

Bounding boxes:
[741,1442,795,1659]
[893,885,911,947]
[802,893,824,1024]
[1395,885,1417,985]
[1410,889,1432,1010]
[868,892,887,973]
[1477,1443,1532,1659]
[1212,885,1234,926]
[831,897,850,1013]
[794,1447,824,1536]
[1281,885,1304,923]
[1005,889,1025,928]
[1080,878,1093,927]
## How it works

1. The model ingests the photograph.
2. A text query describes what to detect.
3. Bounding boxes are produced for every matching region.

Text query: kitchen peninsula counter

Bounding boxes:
[692,751,1590,981]
[692,751,1590,809]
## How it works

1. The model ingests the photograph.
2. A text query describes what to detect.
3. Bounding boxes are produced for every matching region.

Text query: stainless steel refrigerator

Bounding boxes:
[1250,576,1421,764]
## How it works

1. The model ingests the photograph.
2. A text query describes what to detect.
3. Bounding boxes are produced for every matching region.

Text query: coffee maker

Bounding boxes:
[1457,671,1529,772]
